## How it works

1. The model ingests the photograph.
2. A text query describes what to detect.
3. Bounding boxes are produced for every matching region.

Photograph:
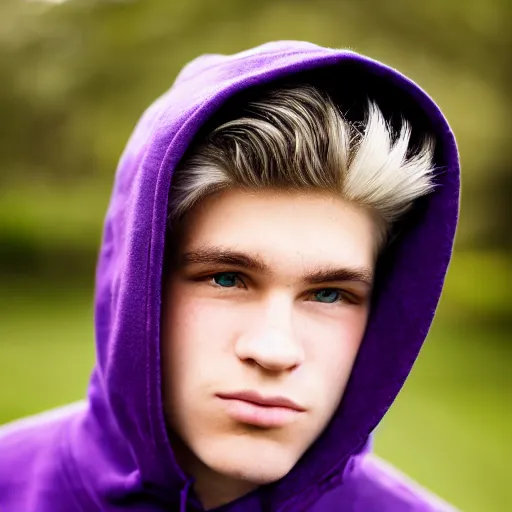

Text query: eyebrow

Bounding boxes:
[179,246,373,287]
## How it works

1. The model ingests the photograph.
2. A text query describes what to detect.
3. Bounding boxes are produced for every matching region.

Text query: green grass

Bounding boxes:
[0,285,95,422]
[375,319,511,511]
[0,284,509,511]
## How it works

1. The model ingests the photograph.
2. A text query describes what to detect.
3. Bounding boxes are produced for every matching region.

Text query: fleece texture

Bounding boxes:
[0,41,460,511]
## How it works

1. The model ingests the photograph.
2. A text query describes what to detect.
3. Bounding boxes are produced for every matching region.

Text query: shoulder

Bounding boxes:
[310,454,459,512]
[0,402,86,511]
[353,454,459,511]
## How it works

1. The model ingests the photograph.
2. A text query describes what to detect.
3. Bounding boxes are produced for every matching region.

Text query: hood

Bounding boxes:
[70,41,459,511]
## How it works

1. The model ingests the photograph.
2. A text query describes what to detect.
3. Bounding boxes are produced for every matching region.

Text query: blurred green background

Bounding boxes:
[0,1,510,511]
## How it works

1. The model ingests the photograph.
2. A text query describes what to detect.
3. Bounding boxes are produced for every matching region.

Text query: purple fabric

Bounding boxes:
[0,41,460,511]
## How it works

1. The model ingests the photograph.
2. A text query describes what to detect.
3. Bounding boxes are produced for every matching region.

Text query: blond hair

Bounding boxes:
[168,85,435,247]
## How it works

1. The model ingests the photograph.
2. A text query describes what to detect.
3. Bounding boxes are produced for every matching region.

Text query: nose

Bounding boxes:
[234,299,305,372]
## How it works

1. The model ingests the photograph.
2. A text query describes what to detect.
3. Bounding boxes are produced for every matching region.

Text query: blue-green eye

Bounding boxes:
[313,289,341,304]
[213,272,239,288]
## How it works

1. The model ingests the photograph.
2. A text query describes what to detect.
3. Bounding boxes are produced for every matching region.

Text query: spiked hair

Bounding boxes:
[168,85,436,248]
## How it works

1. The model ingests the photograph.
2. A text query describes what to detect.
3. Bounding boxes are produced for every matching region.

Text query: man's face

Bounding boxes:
[162,188,375,497]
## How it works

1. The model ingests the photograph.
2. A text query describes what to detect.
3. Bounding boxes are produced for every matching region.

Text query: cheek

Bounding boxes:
[161,292,216,430]
[161,293,243,390]
[302,309,368,404]
[163,295,208,376]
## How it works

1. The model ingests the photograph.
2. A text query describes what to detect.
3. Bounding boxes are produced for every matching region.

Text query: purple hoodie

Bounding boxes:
[0,41,460,511]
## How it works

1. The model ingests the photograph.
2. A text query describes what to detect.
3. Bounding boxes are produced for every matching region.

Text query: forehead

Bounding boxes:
[173,189,377,273]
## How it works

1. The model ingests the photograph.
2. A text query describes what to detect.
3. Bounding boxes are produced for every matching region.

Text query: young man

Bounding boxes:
[0,41,460,511]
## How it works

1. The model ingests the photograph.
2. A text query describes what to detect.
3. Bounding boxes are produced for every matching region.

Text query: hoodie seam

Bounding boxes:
[175,47,337,85]
[275,468,342,512]
[143,95,217,483]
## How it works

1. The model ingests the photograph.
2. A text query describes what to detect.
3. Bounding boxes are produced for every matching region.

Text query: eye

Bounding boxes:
[212,272,241,288]
[312,288,342,304]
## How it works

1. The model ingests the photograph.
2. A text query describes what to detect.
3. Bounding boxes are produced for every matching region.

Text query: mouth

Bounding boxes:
[216,390,305,428]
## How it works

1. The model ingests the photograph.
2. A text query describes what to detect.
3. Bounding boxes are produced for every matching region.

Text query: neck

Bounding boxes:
[169,433,258,510]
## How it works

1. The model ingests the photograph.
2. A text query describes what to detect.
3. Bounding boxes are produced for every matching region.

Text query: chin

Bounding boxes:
[199,437,299,485]
[212,458,294,486]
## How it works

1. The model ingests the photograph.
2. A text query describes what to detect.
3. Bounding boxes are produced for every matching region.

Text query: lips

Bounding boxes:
[216,390,305,428]
[217,390,305,411]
